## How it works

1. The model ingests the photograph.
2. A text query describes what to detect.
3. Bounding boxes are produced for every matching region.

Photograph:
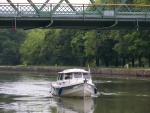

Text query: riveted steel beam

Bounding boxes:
[90,0,113,16]
[116,0,131,12]
[65,0,77,12]
[90,0,103,16]
[40,0,51,10]
[51,0,64,13]
[27,0,40,14]
[27,0,52,16]
[120,0,130,9]
[7,0,18,11]
[51,0,78,14]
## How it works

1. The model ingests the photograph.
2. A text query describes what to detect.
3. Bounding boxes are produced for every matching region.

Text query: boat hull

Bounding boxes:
[51,83,96,97]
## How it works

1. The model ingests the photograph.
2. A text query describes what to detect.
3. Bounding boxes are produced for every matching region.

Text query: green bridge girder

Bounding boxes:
[1,1,150,30]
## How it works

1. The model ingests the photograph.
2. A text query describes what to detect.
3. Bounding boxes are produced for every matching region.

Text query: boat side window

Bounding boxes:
[74,73,82,78]
[65,73,72,80]
[83,73,90,79]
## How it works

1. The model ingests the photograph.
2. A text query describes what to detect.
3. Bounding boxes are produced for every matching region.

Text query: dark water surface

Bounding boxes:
[0,72,150,113]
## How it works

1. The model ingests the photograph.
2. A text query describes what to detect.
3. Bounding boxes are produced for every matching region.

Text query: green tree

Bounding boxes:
[71,30,87,66]
[0,29,26,65]
[84,30,100,66]
[84,30,116,67]
[134,0,150,4]
[111,30,131,67]
[95,0,133,4]
[112,29,150,67]
[130,30,150,67]
[20,29,46,65]
[54,29,78,66]
[41,29,79,66]
[40,29,61,65]
[98,30,117,67]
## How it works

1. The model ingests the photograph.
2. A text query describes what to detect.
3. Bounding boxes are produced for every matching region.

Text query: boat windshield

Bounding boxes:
[57,74,64,80]
[74,73,82,78]
[83,73,91,79]
[65,73,73,80]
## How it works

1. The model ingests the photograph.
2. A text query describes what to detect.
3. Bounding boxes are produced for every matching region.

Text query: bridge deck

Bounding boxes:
[0,3,150,29]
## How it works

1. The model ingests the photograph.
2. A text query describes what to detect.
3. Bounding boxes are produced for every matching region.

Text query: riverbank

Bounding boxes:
[0,66,149,79]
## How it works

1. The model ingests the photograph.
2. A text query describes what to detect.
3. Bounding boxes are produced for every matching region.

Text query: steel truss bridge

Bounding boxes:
[1,0,150,30]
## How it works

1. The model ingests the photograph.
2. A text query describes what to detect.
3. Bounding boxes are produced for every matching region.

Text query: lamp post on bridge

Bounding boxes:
[14,18,17,30]
[136,19,139,31]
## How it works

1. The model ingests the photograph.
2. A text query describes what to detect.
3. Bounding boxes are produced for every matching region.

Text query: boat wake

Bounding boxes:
[91,92,100,98]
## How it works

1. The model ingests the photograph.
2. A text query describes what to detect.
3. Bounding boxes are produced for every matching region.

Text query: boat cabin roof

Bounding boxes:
[58,68,90,74]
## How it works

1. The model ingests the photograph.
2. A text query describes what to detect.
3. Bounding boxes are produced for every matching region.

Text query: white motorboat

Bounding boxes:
[50,68,98,97]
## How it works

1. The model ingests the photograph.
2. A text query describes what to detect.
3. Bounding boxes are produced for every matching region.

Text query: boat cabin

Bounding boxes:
[57,72,91,81]
[57,69,92,84]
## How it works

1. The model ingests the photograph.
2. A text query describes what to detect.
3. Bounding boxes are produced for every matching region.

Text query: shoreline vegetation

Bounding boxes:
[0,66,149,80]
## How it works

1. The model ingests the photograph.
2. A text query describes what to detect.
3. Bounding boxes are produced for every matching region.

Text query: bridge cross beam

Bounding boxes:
[39,0,51,10]
[51,0,78,14]
[116,0,132,12]
[7,0,18,11]
[27,0,51,14]
[89,0,129,16]
[7,0,51,15]
[89,0,107,16]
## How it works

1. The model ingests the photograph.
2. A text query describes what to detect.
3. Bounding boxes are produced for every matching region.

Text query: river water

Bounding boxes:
[0,72,150,113]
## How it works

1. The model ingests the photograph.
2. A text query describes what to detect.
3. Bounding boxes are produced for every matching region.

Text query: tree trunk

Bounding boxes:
[138,57,142,67]
[115,56,118,67]
[82,57,86,67]
[104,58,109,67]
[132,58,135,67]
[148,55,150,67]
[122,57,126,67]
[95,57,99,66]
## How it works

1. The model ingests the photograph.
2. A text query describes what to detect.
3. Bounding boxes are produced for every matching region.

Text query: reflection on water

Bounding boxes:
[54,97,95,113]
[0,72,150,113]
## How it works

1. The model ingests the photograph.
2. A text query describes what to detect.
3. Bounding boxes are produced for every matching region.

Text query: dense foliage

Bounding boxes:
[0,28,149,67]
[0,29,26,65]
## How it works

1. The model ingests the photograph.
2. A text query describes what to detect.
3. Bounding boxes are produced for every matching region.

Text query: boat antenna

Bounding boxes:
[88,64,91,73]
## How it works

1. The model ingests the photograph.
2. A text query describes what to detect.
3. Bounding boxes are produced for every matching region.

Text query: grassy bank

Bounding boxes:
[0,65,149,73]
[0,66,150,80]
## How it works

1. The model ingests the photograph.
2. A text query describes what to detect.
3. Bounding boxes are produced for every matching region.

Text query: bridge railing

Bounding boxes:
[0,3,150,19]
